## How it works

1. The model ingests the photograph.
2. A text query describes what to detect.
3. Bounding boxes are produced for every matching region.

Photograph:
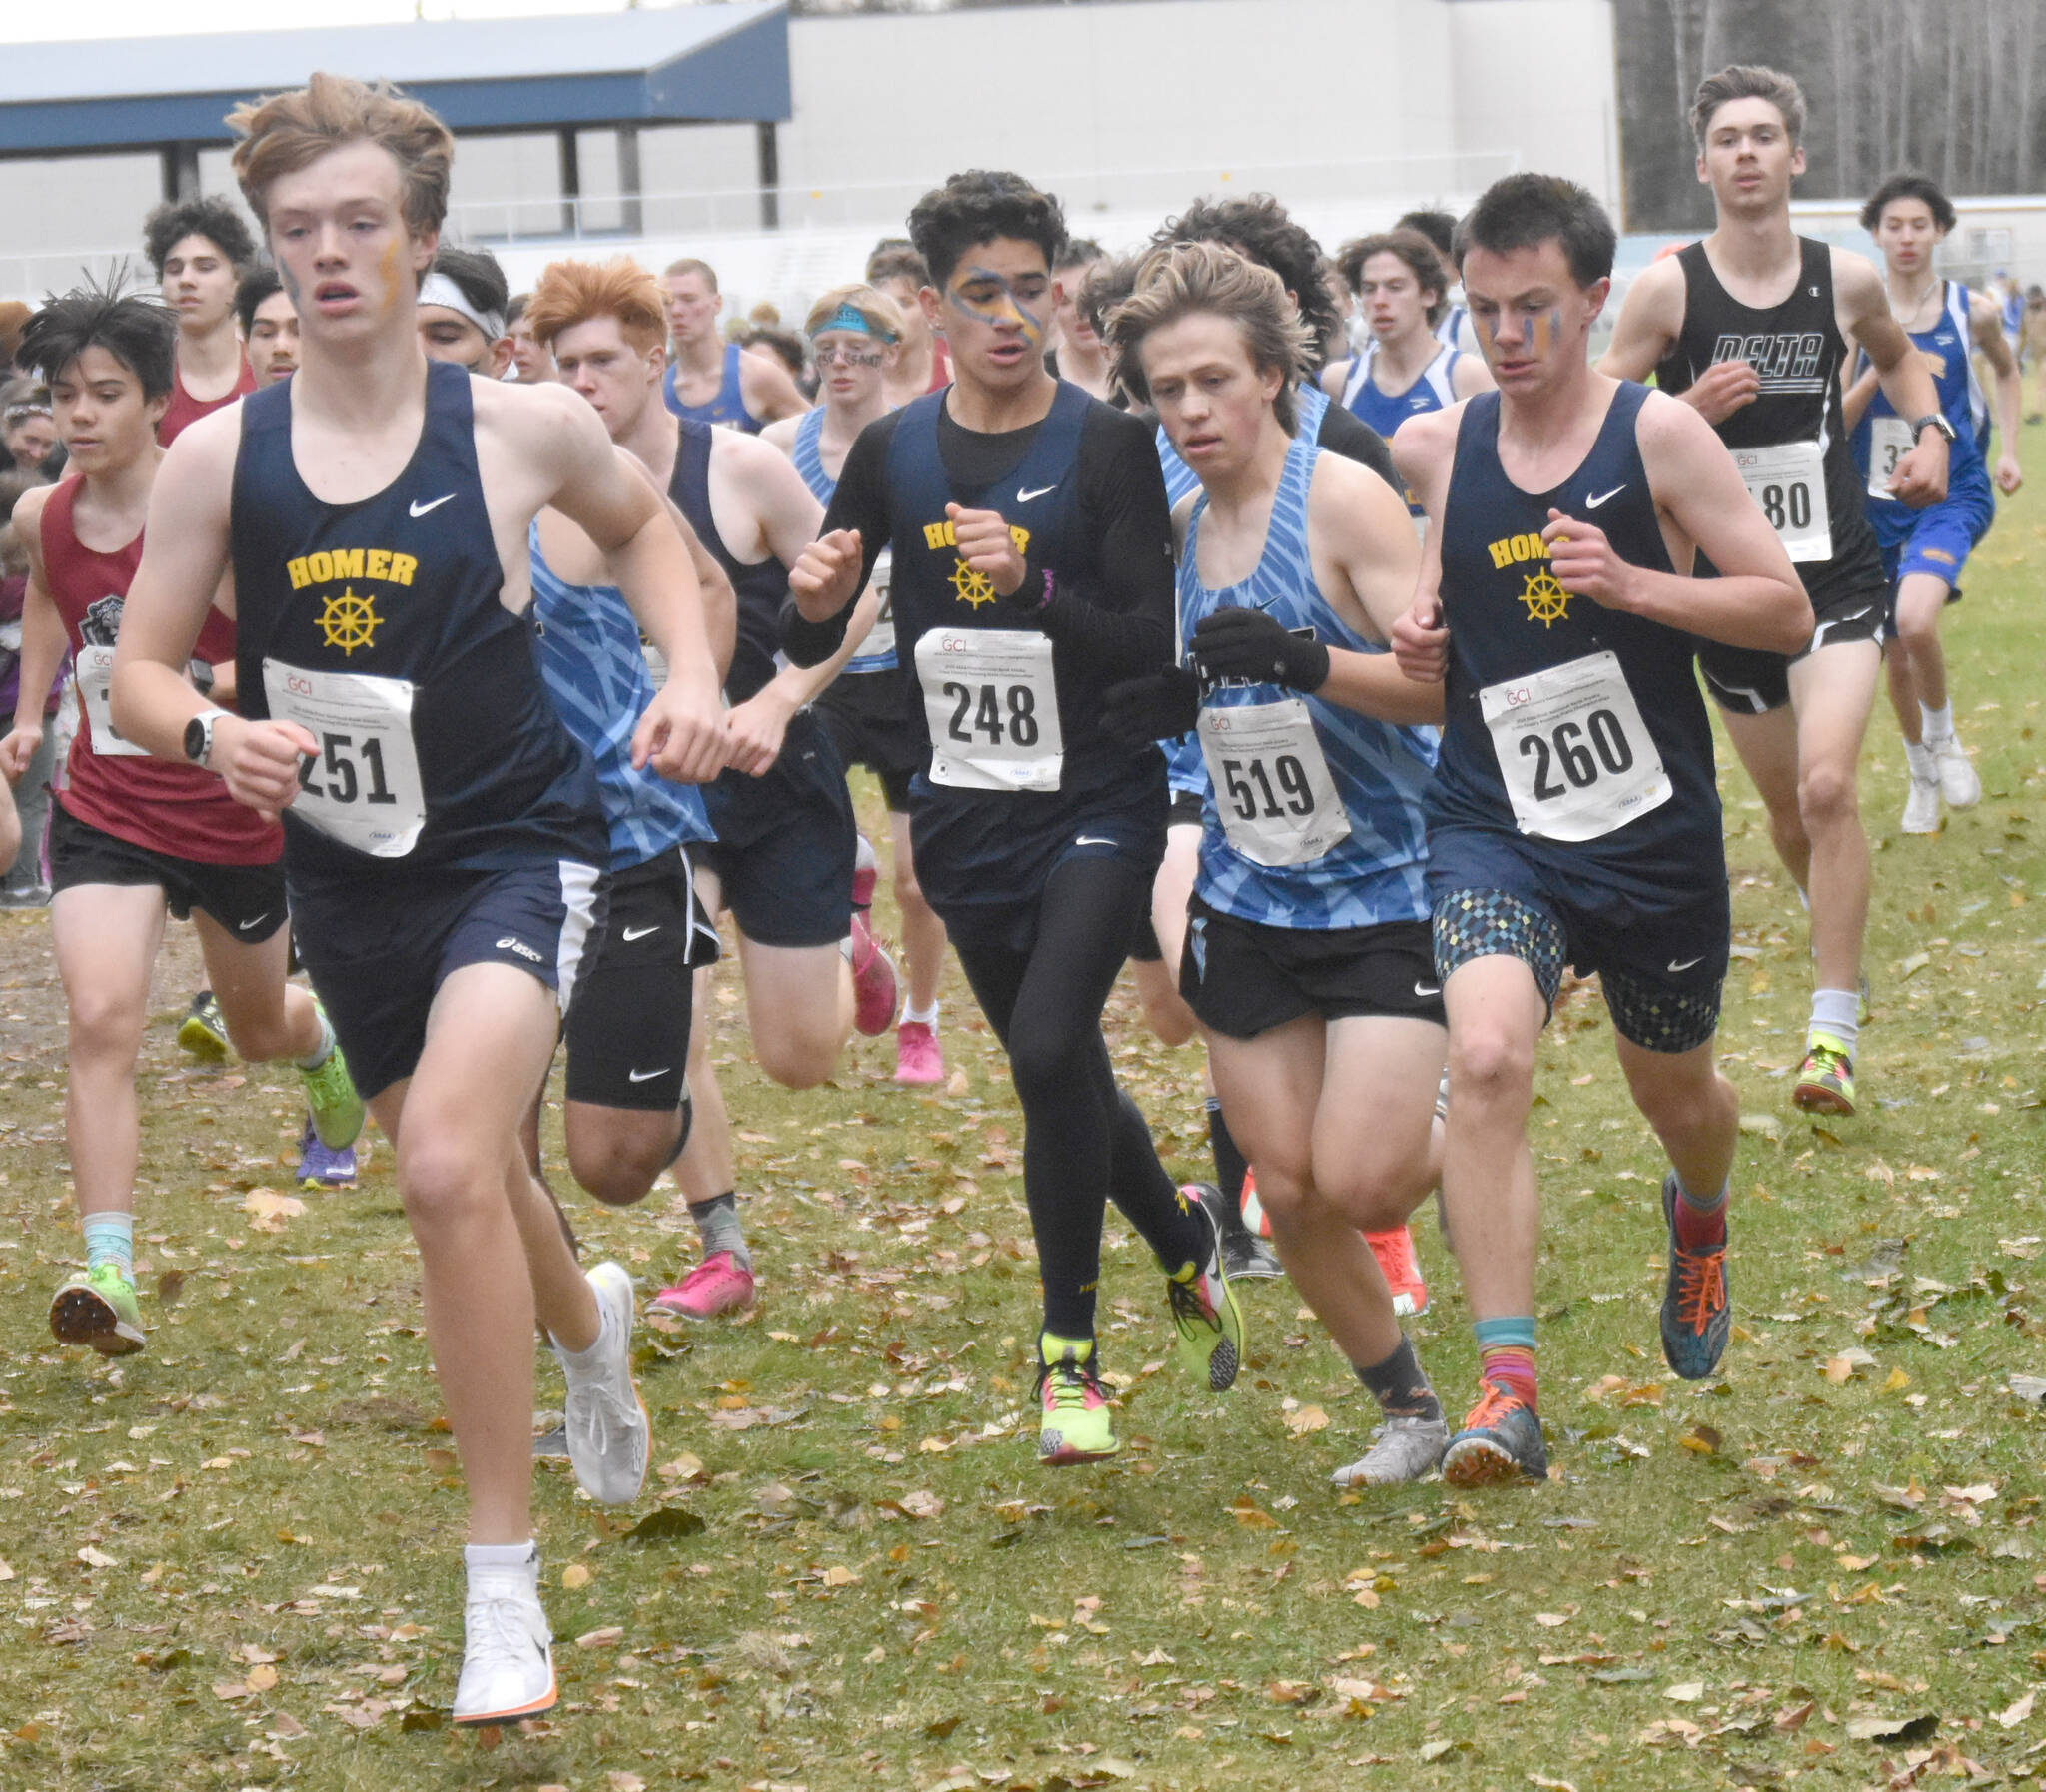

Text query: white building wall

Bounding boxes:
[0,0,1617,304]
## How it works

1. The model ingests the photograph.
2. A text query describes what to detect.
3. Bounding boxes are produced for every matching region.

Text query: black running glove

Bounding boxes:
[1100,665,1201,750]
[1190,606,1330,692]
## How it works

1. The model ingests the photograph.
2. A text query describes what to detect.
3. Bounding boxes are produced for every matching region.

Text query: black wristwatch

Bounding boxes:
[1911,412,1957,446]
[183,707,229,765]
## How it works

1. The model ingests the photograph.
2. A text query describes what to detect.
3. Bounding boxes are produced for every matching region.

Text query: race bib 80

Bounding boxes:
[1733,440,1831,562]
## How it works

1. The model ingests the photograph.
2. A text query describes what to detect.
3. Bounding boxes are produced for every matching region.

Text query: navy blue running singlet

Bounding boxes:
[231,358,604,883]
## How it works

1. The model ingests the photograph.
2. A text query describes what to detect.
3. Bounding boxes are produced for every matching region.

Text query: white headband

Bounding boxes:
[418,271,506,344]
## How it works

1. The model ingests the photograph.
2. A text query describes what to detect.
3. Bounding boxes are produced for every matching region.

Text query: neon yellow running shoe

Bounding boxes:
[50,1265,146,1355]
[1166,1195,1244,1393]
[1792,1033,1855,1116]
[177,991,230,1062]
[1037,1334,1119,1466]
[300,1020,365,1150]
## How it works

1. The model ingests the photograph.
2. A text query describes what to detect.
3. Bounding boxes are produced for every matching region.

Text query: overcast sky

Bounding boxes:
[2,0,651,43]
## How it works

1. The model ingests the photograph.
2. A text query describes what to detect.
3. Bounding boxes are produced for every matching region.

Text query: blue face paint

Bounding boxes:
[944,264,1049,349]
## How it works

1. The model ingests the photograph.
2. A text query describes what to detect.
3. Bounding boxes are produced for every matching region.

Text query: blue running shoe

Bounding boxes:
[1442,1381,1547,1486]
[1659,1172,1729,1380]
[296,1114,359,1191]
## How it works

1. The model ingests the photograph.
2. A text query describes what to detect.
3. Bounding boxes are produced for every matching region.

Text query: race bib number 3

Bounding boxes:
[262,660,426,857]
[1481,650,1669,843]
[1865,416,1912,502]
[1197,697,1351,868]
[1734,439,1831,561]
[914,627,1063,792]
[77,644,147,757]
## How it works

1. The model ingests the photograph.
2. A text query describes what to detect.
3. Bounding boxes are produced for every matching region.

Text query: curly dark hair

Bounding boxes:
[1336,230,1449,328]
[1860,171,1956,237]
[1144,195,1341,369]
[142,196,256,279]
[431,245,511,319]
[18,282,178,401]
[907,171,1066,290]
[235,265,283,337]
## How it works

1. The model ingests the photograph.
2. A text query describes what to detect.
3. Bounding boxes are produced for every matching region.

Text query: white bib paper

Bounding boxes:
[76,644,148,757]
[851,549,896,666]
[914,627,1063,792]
[1197,697,1351,868]
[262,660,426,857]
[1865,416,1913,502]
[1481,650,1669,843]
[1733,439,1831,561]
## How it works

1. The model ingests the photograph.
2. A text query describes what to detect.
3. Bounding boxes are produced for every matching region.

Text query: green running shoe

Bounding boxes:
[1037,1334,1119,1466]
[1165,1194,1243,1393]
[1792,1033,1855,1116]
[177,991,230,1062]
[300,1019,365,1150]
[50,1264,146,1355]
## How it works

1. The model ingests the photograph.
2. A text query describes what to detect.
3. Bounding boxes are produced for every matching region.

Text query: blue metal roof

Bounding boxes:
[0,4,789,156]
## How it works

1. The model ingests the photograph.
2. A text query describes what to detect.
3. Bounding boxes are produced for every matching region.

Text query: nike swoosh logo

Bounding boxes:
[1584,485,1626,509]
[1074,834,1115,847]
[238,914,269,931]
[1414,981,1440,998]
[620,924,661,941]
[627,1067,671,1083]
[409,493,456,518]
[1017,483,1058,502]
[1667,955,1704,973]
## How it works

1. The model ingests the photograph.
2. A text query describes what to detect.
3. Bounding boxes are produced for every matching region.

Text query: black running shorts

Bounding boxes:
[700,707,856,949]
[1180,897,1447,1040]
[49,800,288,942]
[563,846,719,1111]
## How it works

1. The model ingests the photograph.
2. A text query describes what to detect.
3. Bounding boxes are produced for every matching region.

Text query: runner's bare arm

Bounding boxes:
[1968,290,2025,493]
[1836,251,1949,505]
[1311,451,1442,725]
[1450,352,1495,399]
[723,599,876,778]
[1559,390,1809,654]
[1,487,63,776]
[1597,258,1683,381]
[111,412,315,816]
[1837,340,1882,434]
[722,431,827,569]
[1388,407,1457,684]
[545,396,726,784]
[738,349,811,426]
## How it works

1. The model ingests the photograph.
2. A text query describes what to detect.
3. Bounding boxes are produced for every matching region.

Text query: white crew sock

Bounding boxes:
[901,998,939,1028]
[1808,986,1859,1055]
[1920,700,1955,744]
[464,1541,537,1579]
[1904,740,1936,782]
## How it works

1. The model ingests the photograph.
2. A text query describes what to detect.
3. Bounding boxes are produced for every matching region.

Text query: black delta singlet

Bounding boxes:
[231,359,605,884]
[1431,384,1722,899]
[1652,237,1885,606]
[667,418,790,703]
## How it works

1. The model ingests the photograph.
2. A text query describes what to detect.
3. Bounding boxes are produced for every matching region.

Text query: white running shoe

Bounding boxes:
[553,1262,650,1506]
[1900,774,1941,835]
[1331,1413,1450,1487]
[454,1551,555,1726]
[1930,734,1980,808]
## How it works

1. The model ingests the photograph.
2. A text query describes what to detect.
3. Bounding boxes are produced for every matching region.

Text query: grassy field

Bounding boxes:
[2,446,2045,1792]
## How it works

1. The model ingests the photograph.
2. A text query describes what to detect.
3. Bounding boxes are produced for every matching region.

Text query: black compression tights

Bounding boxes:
[951,851,1205,1340]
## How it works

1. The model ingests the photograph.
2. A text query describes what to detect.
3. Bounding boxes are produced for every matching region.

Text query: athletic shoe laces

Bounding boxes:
[1673,1245,1727,1337]
[464,1593,544,1665]
[1464,1380,1527,1433]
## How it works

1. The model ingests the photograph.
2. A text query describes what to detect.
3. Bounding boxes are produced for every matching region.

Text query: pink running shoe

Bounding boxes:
[1365,1225,1428,1318]
[848,911,898,1037]
[851,834,879,910]
[650,1252,756,1321]
[894,1018,944,1084]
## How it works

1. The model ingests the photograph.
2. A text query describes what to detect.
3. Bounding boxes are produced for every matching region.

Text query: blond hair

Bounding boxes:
[802,283,908,343]
[661,258,717,290]
[523,256,667,355]
[1104,241,1313,435]
[228,71,453,238]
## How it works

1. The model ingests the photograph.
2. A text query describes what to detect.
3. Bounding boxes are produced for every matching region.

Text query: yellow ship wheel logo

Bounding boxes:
[949,557,997,609]
[317,586,381,656]
[1520,567,1569,628]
